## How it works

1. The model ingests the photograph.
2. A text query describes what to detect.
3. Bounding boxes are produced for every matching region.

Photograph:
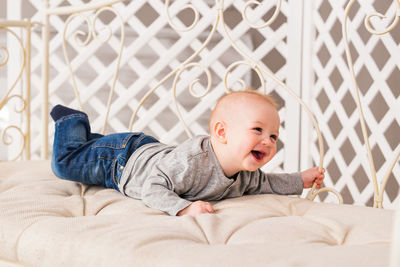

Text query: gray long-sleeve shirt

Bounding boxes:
[118,135,303,216]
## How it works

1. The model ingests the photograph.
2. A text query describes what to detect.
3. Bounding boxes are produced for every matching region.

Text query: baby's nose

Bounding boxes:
[262,137,272,145]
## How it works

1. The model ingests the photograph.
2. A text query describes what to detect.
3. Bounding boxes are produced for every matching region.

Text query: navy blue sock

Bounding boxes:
[50,104,86,121]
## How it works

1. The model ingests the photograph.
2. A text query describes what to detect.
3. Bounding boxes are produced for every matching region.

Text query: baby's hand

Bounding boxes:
[301,167,325,189]
[177,200,214,216]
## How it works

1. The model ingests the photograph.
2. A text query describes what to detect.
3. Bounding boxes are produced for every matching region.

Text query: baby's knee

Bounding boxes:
[51,156,69,180]
[51,157,61,178]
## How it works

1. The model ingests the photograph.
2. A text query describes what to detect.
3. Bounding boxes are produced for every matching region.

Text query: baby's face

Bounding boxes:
[224,98,280,173]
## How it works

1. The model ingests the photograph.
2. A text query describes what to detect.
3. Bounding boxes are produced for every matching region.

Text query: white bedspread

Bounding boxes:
[0,160,393,267]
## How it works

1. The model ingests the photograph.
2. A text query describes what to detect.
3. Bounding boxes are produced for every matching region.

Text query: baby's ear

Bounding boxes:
[214,121,227,144]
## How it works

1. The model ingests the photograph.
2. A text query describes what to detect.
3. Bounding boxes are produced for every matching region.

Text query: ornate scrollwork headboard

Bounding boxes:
[40,0,341,203]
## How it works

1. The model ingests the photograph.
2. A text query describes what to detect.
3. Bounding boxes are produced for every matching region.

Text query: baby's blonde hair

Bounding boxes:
[209,90,278,133]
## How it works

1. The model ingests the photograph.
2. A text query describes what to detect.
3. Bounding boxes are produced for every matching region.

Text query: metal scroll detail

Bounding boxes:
[242,0,282,29]
[230,1,343,204]
[129,0,220,134]
[0,24,30,161]
[165,0,200,32]
[128,0,343,203]
[221,0,342,203]
[62,6,125,135]
[343,0,400,208]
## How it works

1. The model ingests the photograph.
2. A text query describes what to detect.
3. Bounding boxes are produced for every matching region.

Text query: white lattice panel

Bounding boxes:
[303,0,399,208]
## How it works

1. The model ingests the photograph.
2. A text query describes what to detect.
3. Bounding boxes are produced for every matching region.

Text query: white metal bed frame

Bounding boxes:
[0,0,399,265]
[0,19,32,161]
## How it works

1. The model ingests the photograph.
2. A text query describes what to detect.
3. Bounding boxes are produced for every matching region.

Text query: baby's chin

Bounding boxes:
[242,163,263,172]
[239,155,271,172]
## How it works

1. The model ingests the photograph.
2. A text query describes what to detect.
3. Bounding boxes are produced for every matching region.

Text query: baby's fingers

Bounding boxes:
[314,177,324,188]
[204,202,214,213]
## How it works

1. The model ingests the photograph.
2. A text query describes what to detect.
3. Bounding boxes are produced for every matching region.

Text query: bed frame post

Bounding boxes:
[41,0,49,160]
[24,18,31,160]
[390,200,400,267]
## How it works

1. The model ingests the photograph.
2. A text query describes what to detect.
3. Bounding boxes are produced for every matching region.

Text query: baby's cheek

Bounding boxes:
[269,147,277,158]
[236,143,249,155]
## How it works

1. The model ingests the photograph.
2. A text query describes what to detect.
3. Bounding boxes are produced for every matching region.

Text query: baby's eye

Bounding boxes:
[270,135,278,141]
[253,127,263,133]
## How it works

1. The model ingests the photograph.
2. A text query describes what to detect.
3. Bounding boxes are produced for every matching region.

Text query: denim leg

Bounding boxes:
[52,113,106,186]
[52,113,159,191]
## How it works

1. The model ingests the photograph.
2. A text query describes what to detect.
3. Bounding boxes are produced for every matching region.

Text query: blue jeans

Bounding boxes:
[51,113,159,191]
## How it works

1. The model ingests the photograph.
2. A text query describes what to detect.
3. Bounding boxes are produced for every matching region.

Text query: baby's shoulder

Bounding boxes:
[173,135,211,159]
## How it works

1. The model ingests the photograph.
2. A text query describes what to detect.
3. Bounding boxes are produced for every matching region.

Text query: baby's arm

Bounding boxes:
[301,167,325,188]
[177,200,214,216]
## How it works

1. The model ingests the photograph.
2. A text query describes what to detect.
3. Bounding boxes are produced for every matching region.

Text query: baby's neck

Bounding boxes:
[210,136,238,178]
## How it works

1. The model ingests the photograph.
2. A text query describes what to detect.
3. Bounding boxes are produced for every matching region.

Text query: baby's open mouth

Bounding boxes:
[251,150,265,161]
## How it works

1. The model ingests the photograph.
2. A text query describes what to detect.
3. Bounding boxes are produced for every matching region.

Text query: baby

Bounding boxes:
[51,91,324,216]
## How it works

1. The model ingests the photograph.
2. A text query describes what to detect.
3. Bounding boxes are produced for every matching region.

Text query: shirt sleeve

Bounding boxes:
[140,154,195,216]
[243,169,303,196]
[141,175,192,216]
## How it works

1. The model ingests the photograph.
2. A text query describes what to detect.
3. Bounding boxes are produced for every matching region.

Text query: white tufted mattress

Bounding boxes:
[0,160,394,267]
